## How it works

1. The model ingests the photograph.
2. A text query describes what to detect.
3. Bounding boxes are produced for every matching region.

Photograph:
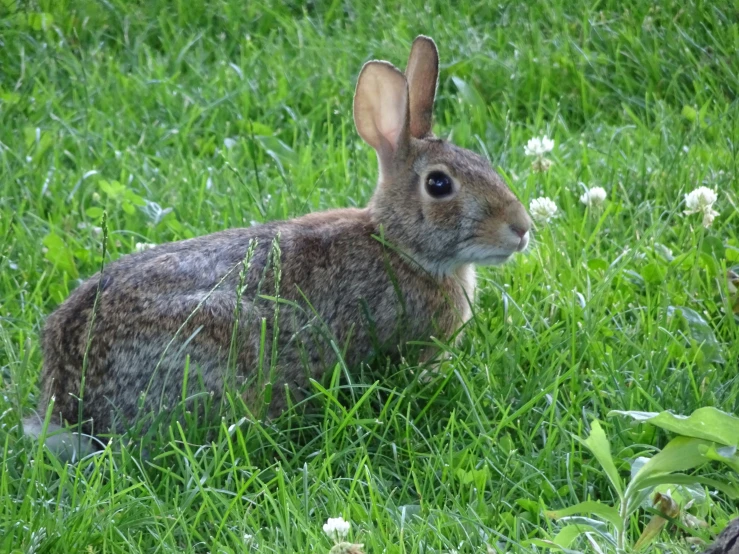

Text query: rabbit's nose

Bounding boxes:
[505,201,532,250]
[509,224,528,239]
[516,231,530,252]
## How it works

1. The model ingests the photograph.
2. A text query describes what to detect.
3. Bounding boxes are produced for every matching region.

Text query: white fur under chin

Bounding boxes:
[23,416,101,462]
[412,247,512,279]
[456,264,477,321]
[454,243,515,267]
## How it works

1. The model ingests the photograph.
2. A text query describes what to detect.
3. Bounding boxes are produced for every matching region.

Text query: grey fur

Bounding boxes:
[26,36,532,443]
[23,414,101,461]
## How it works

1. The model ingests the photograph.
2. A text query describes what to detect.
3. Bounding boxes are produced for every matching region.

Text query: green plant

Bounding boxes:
[537,407,739,553]
[96,179,146,216]
[1,0,738,551]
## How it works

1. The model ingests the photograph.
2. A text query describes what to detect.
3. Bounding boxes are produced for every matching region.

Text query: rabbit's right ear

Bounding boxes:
[353,61,409,174]
[405,36,439,138]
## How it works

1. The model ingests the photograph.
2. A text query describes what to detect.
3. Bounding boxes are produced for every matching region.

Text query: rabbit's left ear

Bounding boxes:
[405,35,439,138]
[353,60,410,174]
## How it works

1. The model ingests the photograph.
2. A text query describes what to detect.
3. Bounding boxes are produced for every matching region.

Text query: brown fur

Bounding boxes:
[30,36,531,437]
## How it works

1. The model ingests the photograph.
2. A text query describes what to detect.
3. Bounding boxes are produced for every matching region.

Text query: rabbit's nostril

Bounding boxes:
[517,232,529,252]
[509,224,528,239]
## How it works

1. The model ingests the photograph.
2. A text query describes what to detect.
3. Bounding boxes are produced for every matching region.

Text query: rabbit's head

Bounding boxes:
[354,36,531,277]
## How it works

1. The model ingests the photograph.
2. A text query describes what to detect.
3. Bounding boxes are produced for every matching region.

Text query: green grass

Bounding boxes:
[1,0,738,552]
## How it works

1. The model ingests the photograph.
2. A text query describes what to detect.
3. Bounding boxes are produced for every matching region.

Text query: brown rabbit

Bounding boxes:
[25,36,531,451]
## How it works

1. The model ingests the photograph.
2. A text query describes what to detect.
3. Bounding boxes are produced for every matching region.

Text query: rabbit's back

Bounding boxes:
[39,208,472,433]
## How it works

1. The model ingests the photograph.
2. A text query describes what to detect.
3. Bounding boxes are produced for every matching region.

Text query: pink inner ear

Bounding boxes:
[375,78,408,152]
[381,124,403,152]
[354,61,409,161]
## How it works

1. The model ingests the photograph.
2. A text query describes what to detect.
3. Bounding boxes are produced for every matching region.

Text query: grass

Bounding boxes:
[1,0,738,552]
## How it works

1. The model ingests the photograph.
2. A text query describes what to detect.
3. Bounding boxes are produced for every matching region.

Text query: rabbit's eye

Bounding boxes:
[425,171,454,198]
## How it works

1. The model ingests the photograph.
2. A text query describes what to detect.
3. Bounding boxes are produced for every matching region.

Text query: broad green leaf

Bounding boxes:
[609,407,739,447]
[530,517,616,552]
[100,179,126,197]
[556,517,616,547]
[1,0,18,12]
[579,420,623,498]
[700,251,720,278]
[635,473,739,500]
[701,236,725,259]
[247,121,274,136]
[85,207,104,219]
[701,444,739,473]
[630,456,649,480]
[43,233,79,279]
[527,538,583,554]
[552,525,589,548]
[456,466,489,489]
[546,501,622,533]
[587,258,609,272]
[646,482,707,508]
[4,12,25,28]
[499,434,516,455]
[641,262,666,285]
[23,126,37,148]
[630,437,713,489]
[516,498,539,513]
[682,105,698,121]
[123,189,146,207]
[0,90,20,104]
[634,514,668,551]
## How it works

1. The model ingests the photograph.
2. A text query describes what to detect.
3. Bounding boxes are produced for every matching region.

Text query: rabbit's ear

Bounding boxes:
[405,35,439,138]
[354,61,410,171]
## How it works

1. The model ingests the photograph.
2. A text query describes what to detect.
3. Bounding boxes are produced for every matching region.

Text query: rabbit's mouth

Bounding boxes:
[491,254,515,264]
[476,254,514,266]
[454,243,519,266]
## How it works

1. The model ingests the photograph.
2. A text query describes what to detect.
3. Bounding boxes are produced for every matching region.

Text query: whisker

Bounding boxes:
[459,215,486,224]
[456,234,483,246]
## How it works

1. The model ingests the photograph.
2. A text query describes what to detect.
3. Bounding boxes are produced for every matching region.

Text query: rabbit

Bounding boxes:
[25,36,531,451]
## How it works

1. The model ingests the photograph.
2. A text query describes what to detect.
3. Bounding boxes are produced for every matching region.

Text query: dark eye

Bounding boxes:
[425,171,454,198]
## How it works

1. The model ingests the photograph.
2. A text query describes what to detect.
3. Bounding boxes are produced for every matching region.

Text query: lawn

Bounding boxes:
[1,0,738,552]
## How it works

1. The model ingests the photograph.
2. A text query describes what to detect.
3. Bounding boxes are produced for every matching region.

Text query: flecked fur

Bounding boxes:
[30,36,531,439]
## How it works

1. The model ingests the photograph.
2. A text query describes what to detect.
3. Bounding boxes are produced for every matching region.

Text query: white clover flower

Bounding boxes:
[579,186,607,207]
[684,186,719,227]
[529,197,558,223]
[242,533,257,551]
[134,242,156,252]
[700,209,718,228]
[531,157,553,173]
[524,136,554,157]
[685,186,717,210]
[323,517,351,541]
